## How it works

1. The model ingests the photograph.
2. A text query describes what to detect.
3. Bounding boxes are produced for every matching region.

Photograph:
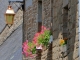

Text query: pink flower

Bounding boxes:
[40,31,44,34]
[34,32,40,37]
[41,26,47,31]
[22,40,30,57]
[22,39,37,57]
[33,40,37,44]
[25,52,29,57]
[32,32,41,45]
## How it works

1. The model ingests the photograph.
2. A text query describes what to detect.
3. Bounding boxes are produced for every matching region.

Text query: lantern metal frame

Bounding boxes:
[5,0,24,28]
[5,5,15,28]
[9,0,24,11]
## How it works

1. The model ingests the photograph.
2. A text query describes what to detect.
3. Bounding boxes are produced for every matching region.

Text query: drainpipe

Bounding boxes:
[79,0,80,58]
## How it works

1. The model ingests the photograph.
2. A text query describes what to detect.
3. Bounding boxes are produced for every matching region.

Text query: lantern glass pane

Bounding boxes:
[6,15,13,24]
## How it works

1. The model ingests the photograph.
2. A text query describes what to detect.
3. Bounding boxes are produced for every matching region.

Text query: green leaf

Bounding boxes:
[32,46,36,54]
[37,29,51,47]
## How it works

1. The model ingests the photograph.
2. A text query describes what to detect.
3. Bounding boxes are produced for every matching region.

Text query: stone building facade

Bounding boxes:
[23,0,79,60]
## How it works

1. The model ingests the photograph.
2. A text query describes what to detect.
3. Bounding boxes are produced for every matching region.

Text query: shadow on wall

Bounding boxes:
[66,9,77,60]
[47,43,52,60]
[36,49,42,60]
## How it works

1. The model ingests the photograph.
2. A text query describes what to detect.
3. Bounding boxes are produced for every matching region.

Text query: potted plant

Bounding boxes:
[33,26,52,50]
[59,38,68,54]
[22,26,53,58]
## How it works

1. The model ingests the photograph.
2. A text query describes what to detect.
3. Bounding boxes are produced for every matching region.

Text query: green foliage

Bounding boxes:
[28,42,36,54]
[38,30,51,47]
[28,42,32,47]
[32,46,36,54]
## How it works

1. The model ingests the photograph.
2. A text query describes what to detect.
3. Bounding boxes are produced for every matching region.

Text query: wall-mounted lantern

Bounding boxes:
[5,5,15,26]
[5,0,23,27]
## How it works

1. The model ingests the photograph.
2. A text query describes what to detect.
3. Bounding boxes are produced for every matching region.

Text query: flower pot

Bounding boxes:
[61,44,67,53]
[36,44,42,50]
[61,44,68,56]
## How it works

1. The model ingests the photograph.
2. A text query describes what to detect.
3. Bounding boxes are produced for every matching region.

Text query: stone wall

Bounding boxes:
[67,0,79,60]
[41,0,53,60]
[52,0,63,60]
[52,0,79,60]
[42,0,52,28]
[23,0,38,41]
[23,0,79,60]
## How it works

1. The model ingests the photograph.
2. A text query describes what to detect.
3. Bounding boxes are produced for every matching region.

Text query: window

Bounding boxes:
[38,0,42,32]
[63,6,68,40]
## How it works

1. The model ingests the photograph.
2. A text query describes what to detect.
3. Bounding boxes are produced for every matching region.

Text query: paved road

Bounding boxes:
[0,25,22,60]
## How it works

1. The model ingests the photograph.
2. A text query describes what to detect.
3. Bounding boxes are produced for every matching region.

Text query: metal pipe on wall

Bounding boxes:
[78,0,80,59]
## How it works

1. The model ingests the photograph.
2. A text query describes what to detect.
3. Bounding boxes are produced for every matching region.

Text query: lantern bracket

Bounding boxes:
[8,0,24,10]
[6,24,12,28]
[9,1,23,3]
